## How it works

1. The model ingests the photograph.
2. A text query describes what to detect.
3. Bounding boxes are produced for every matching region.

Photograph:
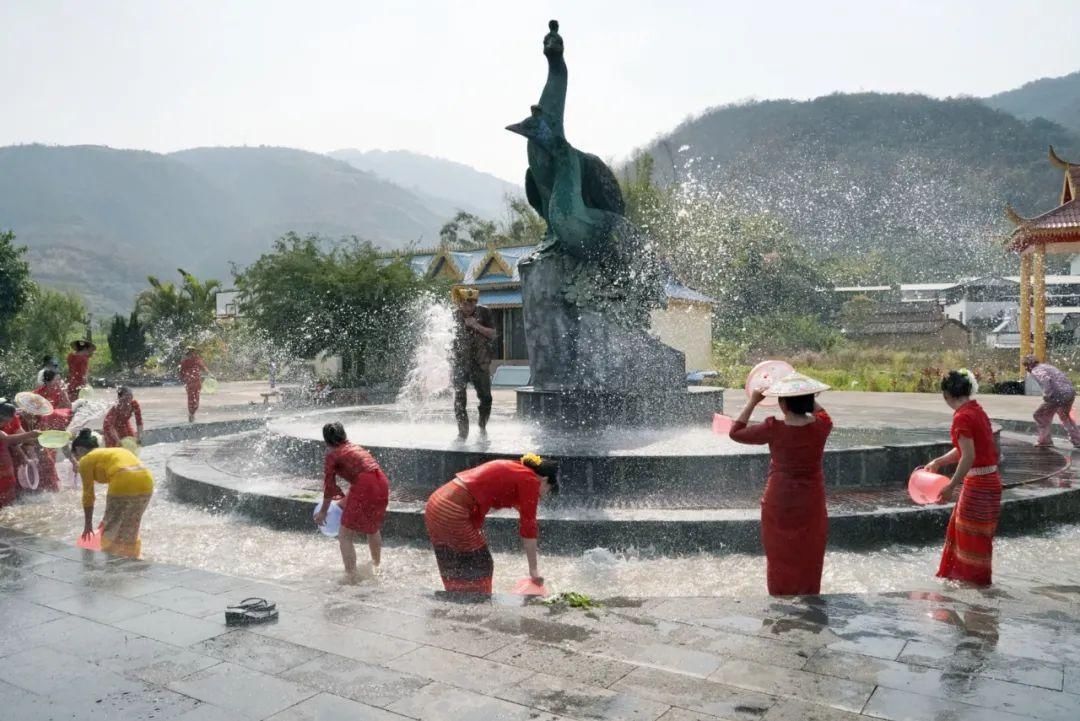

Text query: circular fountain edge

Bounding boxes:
[166,433,1080,555]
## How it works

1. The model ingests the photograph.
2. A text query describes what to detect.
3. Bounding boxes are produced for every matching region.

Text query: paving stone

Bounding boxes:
[113,608,228,646]
[193,630,325,674]
[611,667,776,720]
[121,648,224,685]
[898,639,1065,690]
[495,670,671,720]
[862,686,1046,721]
[280,653,430,708]
[0,568,81,601]
[667,626,812,671]
[85,572,178,598]
[171,703,245,721]
[1065,666,1080,695]
[29,557,100,583]
[655,709,730,721]
[707,657,873,713]
[44,589,156,624]
[805,649,1080,721]
[585,638,725,678]
[267,692,413,721]
[328,606,517,657]
[387,682,568,721]
[761,697,866,720]
[0,645,145,699]
[824,633,907,660]
[137,586,227,618]
[165,567,256,594]
[0,597,67,630]
[385,645,533,693]
[33,614,141,657]
[168,661,317,719]
[486,640,637,687]
[252,610,419,664]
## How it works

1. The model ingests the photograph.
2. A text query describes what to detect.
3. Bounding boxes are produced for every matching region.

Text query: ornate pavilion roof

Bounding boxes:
[1005,147,1080,252]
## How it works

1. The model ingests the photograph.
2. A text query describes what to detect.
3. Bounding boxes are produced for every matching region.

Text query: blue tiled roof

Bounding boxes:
[473,273,514,285]
[478,289,523,307]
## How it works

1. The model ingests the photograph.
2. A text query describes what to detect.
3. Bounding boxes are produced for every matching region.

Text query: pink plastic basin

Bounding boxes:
[745,360,795,408]
[511,577,548,596]
[712,414,734,435]
[908,467,951,505]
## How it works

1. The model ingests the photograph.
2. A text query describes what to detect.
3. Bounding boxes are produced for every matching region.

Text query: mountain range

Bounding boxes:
[984,71,1080,134]
[2,69,1079,311]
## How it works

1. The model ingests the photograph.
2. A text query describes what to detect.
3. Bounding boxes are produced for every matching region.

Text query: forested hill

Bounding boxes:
[984,71,1080,134]
[0,145,445,313]
[637,93,1080,282]
[329,148,520,220]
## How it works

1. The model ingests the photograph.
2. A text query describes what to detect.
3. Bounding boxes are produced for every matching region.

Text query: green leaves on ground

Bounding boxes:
[544,591,601,610]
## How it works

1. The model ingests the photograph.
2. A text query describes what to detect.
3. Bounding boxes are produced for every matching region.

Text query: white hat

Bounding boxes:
[763,371,830,398]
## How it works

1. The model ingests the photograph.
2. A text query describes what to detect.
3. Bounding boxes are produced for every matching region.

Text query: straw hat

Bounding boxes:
[763,371,830,398]
[451,286,480,304]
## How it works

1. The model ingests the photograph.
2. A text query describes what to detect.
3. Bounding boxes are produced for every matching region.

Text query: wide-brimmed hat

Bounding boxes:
[70,339,96,351]
[763,371,830,398]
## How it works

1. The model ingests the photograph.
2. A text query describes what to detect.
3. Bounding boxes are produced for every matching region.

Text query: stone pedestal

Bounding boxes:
[516,386,723,428]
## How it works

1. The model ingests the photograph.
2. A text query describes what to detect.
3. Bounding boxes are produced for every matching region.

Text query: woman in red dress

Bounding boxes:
[102,386,144,448]
[314,422,391,581]
[424,454,558,593]
[66,340,95,397]
[925,370,1001,587]
[34,369,72,410]
[0,402,41,507]
[179,347,209,423]
[729,373,833,596]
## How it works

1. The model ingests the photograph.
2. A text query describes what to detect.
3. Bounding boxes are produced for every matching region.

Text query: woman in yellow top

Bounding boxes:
[71,428,154,558]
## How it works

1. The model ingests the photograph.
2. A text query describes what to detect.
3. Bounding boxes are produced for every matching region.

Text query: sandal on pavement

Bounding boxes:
[225,597,278,626]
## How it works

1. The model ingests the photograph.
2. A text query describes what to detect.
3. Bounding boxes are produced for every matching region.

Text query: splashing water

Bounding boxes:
[396,300,454,417]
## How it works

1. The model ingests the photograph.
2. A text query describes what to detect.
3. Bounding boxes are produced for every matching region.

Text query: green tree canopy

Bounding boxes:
[108,311,150,373]
[0,230,33,340]
[620,153,834,343]
[438,196,546,250]
[233,233,435,384]
[137,268,222,352]
[12,288,87,362]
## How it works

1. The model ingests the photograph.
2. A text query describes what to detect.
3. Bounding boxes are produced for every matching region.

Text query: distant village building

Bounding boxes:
[1004,146,1080,369]
[397,244,718,372]
[842,300,970,350]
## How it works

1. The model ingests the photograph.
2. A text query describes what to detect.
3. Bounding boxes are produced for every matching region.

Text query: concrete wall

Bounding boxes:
[650,301,714,371]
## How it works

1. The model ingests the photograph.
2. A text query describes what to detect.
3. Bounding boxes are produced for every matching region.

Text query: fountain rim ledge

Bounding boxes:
[165,431,1080,554]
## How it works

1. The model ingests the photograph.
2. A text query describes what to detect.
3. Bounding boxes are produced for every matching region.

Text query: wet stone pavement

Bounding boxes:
[1,526,1079,720]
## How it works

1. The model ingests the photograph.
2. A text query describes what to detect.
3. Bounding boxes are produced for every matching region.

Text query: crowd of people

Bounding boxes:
[0,342,211,557]
[1,317,1077,597]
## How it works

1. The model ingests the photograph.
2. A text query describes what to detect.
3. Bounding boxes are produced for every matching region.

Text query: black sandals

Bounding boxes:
[225,597,278,626]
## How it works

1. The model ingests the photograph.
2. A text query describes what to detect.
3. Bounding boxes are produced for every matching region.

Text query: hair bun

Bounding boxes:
[520,453,543,468]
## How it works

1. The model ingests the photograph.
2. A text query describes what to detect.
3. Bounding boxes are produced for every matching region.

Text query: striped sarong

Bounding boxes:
[424,482,492,593]
[936,472,1001,586]
[101,491,152,559]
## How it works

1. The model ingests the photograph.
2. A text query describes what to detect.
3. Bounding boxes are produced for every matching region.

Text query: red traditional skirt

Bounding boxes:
[0,473,15,507]
[937,471,1002,586]
[424,481,492,593]
[761,489,828,596]
[340,468,389,535]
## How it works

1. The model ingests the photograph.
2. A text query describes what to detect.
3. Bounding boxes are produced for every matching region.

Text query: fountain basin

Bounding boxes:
[166,432,1078,553]
[261,406,972,504]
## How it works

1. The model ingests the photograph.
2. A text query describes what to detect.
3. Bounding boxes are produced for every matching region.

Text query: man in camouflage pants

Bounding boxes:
[452,288,496,440]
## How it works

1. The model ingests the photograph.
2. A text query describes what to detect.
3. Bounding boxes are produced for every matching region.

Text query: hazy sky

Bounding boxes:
[3,1,1077,182]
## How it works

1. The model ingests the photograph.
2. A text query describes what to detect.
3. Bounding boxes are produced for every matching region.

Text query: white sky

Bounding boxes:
[2,0,1077,183]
